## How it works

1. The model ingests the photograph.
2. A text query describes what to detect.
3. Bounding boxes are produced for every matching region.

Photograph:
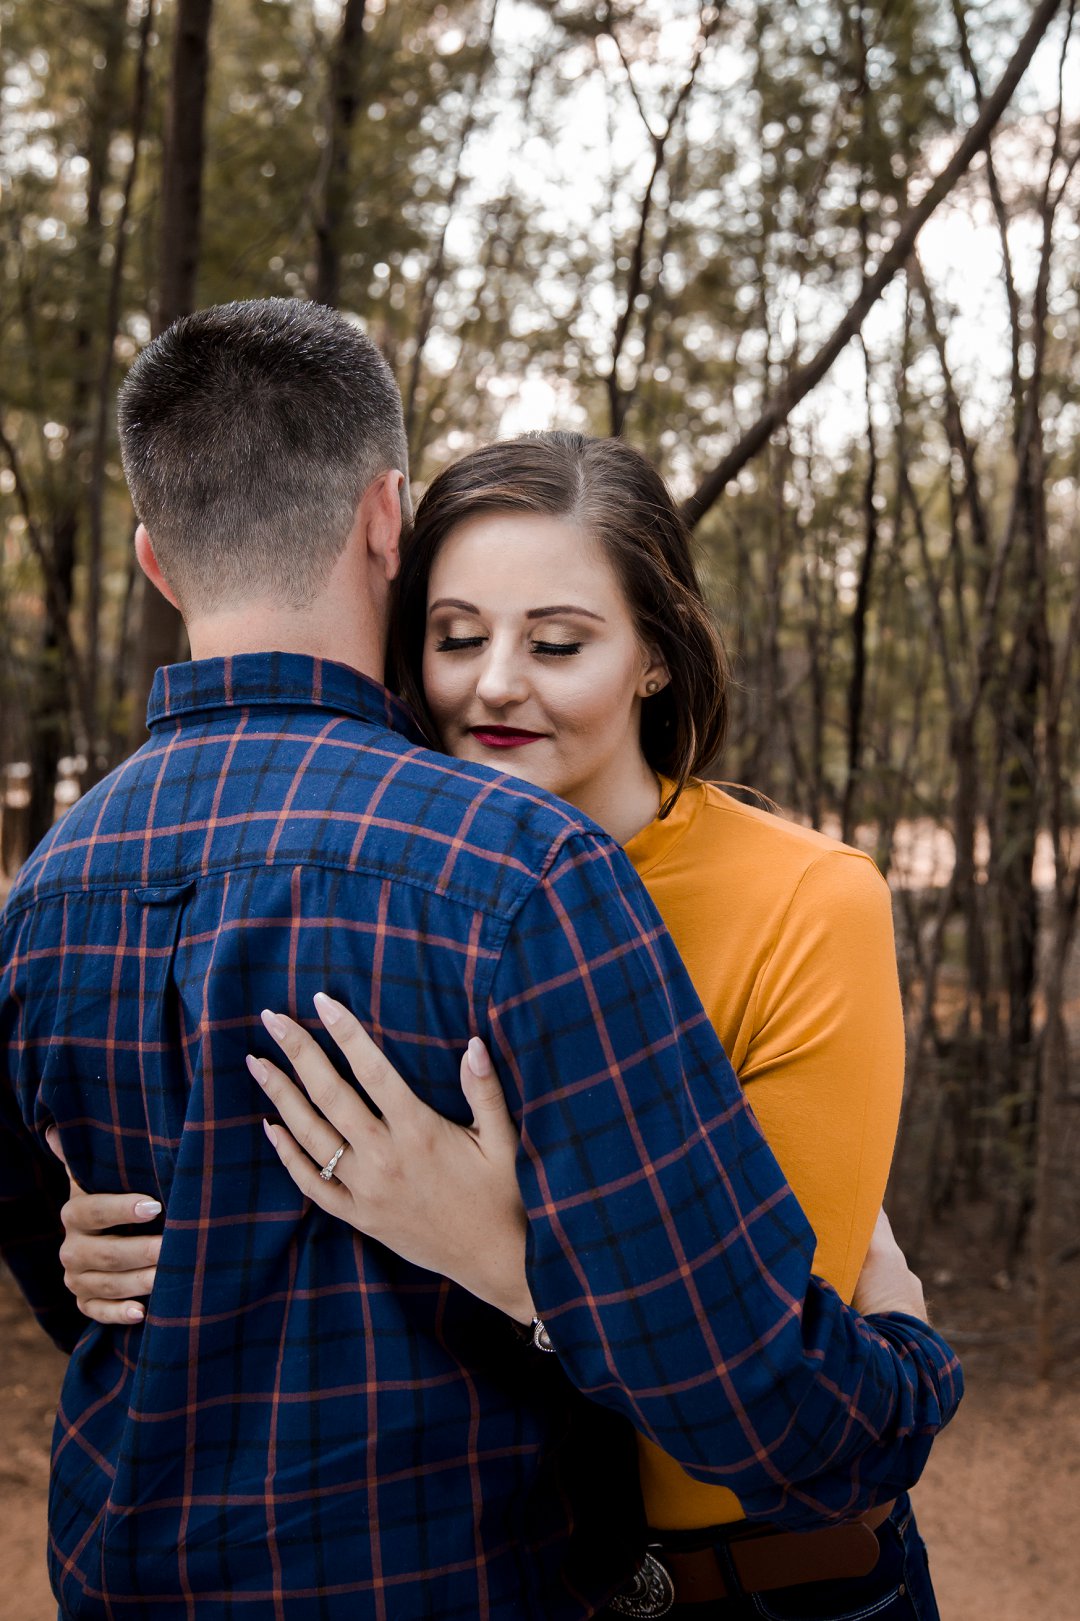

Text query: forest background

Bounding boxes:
[1,1,1079,1616]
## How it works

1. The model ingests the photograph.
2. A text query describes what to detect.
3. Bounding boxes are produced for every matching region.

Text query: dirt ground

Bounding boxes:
[2,1263,1078,1621]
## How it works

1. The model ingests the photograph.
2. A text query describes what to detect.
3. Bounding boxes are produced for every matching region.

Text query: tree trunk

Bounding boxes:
[840,343,880,844]
[128,0,214,746]
[24,0,128,845]
[157,0,213,335]
[311,0,368,309]
[87,0,155,781]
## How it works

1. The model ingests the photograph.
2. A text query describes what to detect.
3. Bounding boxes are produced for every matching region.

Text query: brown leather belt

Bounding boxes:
[608,1500,895,1615]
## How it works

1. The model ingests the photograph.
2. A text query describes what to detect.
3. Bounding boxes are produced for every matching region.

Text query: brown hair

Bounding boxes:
[117,299,409,614]
[391,431,729,814]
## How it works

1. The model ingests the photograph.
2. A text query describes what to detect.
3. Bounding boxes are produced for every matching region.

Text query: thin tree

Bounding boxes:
[128,0,215,744]
[598,2,718,435]
[87,0,156,779]
[681,0,1065,530]
[11,0,128,849]
[311,0,368,309]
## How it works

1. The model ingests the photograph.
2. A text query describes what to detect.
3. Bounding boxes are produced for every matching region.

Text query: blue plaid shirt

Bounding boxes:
[0,653,961,1621]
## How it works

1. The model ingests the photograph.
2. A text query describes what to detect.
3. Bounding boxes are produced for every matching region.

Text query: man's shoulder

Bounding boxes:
[384,741,605,856]
[3,749,148,918]
[3,717,610,925]
[318,734,613,915]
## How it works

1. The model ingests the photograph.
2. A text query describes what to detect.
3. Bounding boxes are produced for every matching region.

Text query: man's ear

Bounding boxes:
[134,524,181,611]
[360,470,404,584]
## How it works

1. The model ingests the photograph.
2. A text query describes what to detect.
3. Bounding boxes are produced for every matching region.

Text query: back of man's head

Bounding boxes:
[117,298,409,616]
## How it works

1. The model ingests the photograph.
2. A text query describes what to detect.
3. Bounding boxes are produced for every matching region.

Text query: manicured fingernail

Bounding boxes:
[467,1037,492,1078]
[133,1199,162,1219]
[261,1009,289,1042]
[263,1119,280,1150]
[125,1303,145,1323]
[247,1053,270,1088]
[314,991,344,1026]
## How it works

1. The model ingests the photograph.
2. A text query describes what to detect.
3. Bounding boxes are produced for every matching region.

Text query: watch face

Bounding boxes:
[531,1317,556,1352]
[607,1551,676,1617]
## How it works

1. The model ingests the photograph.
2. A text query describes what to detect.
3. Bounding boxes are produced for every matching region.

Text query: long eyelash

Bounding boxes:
[435,636,485,651]
[533,642,582,657]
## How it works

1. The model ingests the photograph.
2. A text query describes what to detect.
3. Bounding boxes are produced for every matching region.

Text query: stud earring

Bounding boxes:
[645,679,661,695]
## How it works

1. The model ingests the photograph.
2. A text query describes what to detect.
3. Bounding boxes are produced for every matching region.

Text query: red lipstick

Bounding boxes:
[470,726,545,749]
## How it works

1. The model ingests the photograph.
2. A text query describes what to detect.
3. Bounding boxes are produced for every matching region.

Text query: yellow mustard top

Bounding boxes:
[623,781,905,1530]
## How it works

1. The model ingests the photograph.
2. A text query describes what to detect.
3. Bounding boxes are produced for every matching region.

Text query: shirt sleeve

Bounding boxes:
[485,831,962,1527]
[740,850,904,1301]
[0,903,87,1355]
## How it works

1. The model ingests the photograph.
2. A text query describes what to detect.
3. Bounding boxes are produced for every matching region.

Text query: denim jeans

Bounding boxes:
[601,1495,940,1621]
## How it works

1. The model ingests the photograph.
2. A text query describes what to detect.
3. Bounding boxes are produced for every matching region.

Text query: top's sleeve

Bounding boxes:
[485,831,961,1527]
[0,903,87,1354]
[740,850,904,1301]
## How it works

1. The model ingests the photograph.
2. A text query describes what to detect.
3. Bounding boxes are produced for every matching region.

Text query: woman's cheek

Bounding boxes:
[421,656,455,729]
[560,665,627,732]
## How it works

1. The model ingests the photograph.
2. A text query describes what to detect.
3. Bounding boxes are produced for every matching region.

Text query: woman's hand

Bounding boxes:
[45,1128,162,1325]
[852,1207,929,1321]
[253,994,535,1324]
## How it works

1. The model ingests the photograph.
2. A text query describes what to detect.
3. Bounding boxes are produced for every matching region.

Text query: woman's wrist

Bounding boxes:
[451,1228,533,1324]
[487,1276,535,1327]
[512,1289,537,1327]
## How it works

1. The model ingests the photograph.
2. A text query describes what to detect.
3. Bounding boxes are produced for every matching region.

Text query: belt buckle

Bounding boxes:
[608,1549,676,1617]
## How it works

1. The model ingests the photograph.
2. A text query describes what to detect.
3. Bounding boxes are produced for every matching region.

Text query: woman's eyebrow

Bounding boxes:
[428,598,606,623]
[526,605,606,623]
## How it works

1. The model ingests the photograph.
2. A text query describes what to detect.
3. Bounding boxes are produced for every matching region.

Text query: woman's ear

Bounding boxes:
[639,647,670,698]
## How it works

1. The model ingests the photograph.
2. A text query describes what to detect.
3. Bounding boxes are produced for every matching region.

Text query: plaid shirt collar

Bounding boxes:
[146,651,428,745]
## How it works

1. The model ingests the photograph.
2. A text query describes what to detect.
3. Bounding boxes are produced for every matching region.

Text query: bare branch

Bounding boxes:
[604,5,719,433]
[682,0,1065,529]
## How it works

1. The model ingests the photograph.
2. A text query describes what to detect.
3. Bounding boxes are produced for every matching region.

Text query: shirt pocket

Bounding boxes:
[33,881,195,1204]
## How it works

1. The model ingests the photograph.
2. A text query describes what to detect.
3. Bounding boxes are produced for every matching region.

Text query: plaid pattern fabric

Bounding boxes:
[0,653,962,1621]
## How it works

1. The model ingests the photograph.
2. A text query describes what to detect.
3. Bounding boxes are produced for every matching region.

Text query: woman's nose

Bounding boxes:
[474,641,529,707]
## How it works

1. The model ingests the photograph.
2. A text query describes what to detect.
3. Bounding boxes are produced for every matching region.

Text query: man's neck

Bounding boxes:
[185,605,386,687]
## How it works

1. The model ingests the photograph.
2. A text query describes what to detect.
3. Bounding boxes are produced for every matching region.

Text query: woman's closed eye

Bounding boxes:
[435,635,486,652]
[434,635,583,658]
[531,641,582,657]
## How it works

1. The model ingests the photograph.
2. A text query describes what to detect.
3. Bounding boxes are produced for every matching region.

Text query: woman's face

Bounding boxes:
[422,511,665,817]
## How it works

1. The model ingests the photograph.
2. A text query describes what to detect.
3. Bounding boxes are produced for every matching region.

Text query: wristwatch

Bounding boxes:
[530,1315,555,1353]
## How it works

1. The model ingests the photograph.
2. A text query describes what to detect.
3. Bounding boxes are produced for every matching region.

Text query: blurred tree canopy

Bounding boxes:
[2,0,1079,1358]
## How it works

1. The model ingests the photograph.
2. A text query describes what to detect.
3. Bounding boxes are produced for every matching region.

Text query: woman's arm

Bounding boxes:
[57,995,927,1329]
[853,1208,928,1320]
[735,849,906,1301]
[54,1003,536,1327]
[256,1000,931,1326]
[45,1128,162,1325]
[252,997,535,1322]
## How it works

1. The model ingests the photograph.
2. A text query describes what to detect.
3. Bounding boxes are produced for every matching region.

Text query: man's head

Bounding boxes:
[117,299,409,620]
